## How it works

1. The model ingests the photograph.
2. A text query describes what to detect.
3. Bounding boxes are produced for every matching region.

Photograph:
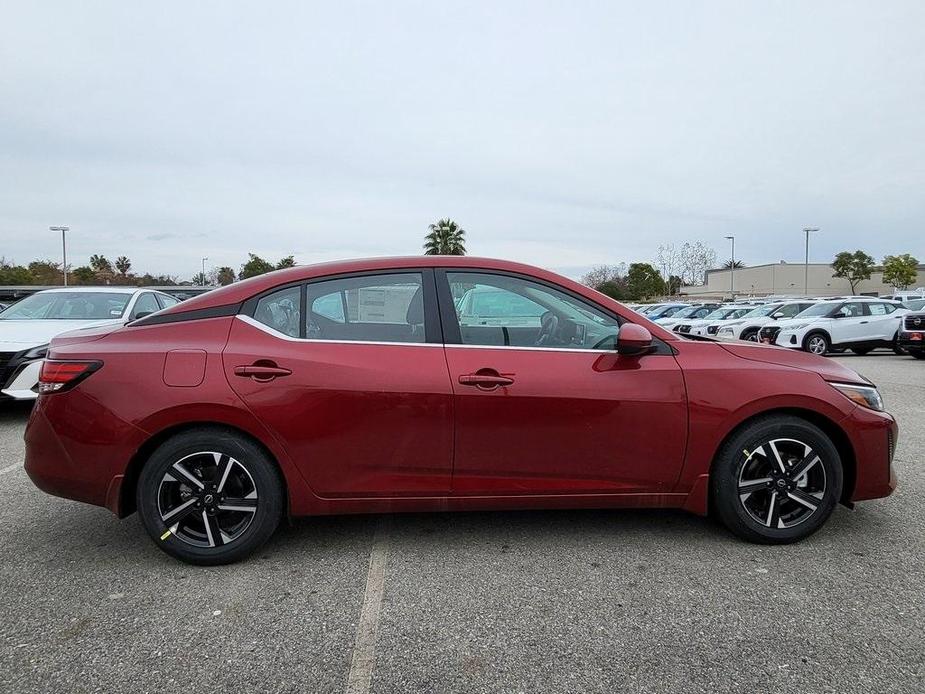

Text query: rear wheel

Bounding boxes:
[137,428,283,565]
[803,332,830,356]
[711,416,842,544]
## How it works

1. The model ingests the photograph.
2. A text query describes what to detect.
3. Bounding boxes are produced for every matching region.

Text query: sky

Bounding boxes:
[1,1,924,281]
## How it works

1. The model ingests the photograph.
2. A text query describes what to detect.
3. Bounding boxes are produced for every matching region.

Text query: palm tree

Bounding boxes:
[115,256,131,276]
[89,254,113,273]
[722,259,745,269]
[424,218,466,255]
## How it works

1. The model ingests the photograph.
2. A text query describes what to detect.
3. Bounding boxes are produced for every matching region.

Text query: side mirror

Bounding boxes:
[133,311,154,320]
[617,324,653,356]
[771,312,783,319]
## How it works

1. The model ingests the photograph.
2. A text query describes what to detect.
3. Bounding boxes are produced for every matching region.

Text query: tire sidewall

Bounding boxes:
[803,331,829,356]
[712,417,843,543]
[137,430,283,565]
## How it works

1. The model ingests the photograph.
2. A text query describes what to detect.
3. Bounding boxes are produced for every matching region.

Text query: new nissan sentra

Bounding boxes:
[24,257,897,564]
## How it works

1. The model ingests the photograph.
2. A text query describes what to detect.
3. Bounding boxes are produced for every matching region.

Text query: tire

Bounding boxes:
[851,347,872,356]
[711,415,843,544]
[137,428,283,565]
[742,328,759,342]
[803,331,830,356]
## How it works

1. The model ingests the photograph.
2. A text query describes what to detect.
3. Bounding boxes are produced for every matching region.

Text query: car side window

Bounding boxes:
[131,293,161,319]
[778,304,802,318]
[156,293,179,309]
[254,286,301,337]
[446,272,620,350]
[868,303,888,316]
[306,273,426,343]
[836,302,865,318]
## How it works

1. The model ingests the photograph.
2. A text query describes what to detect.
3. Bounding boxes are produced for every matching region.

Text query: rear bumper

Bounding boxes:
[24,390,148,514]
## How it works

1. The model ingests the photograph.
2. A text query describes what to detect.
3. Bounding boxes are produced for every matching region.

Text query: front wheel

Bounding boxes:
[742,329,759,342]
[711,416,843,544]
[137,428,283,565]
[803,332,830,356]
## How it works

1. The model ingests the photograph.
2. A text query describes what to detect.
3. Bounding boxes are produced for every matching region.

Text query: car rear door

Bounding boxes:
[438,270,687,495]
[865,302,901,341]
[222,270,454,497]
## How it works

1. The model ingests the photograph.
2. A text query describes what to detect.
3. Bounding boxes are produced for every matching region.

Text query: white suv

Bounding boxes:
[714,301,816,342]
[768,299,908,356]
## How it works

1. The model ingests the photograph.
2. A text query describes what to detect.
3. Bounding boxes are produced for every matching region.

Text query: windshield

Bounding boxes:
[704,307,737,320]
[905,298,925,311]
[740,304,780,319]
[0,291,131,320]
[795,303,835,318]
[670,306,705,319]
[646,305,679,318]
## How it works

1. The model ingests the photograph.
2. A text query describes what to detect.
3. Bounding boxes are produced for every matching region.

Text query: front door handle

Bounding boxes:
[458,371,514,389]
[234,363,292,381]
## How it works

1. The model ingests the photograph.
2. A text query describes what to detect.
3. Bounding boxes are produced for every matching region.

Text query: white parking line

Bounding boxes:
[0,462,23,476]
[345,515,392,694]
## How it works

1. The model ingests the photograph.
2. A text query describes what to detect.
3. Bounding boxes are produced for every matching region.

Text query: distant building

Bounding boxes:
[681,262,925,299]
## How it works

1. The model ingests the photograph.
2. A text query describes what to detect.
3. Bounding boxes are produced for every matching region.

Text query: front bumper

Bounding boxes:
[898,330,925,351]
[845,405,898,502]
[1,359,41,400]
[773,329,803,349]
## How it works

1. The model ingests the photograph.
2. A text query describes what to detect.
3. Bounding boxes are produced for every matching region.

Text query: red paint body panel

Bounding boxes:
[444,346,686,494]
[23,256,897,524]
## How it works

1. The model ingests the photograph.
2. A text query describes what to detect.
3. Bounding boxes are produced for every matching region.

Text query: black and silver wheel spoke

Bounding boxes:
[157,451,259,549]
[737,438,827,530]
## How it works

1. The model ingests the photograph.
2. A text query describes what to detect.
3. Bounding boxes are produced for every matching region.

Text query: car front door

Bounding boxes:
[828,301,868,345]
[223,270,454,497]
[438,270,687,495]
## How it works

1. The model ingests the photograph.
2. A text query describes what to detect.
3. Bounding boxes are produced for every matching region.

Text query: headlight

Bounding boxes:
[830,382,884,411]
[786,323,808,331]
[718,327,733,334]
[23,344,49,360]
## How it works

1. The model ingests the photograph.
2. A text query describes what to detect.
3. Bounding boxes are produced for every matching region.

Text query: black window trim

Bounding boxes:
[435,268,673,355]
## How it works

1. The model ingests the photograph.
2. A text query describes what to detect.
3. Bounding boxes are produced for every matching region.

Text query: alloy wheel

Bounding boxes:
[157,452,258,548]
[807,336,827,355]
[737,438,826,529]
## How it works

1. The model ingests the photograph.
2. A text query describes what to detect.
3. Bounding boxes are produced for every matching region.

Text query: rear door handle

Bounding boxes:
[458,372,514,389]
[234,364,292,380]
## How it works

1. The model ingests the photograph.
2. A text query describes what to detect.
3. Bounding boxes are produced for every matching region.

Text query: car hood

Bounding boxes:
[719,341,869,384]
[773,316,823,329]
[0,319,124,351]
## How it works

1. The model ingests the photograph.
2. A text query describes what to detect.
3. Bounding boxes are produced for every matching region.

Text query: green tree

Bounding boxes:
[28,260,62,284]
[832,250,875,293]
[192,272,210,287]
[596,280,628,301]
[722,259,745,269]
[115,256,132,275]
[881,253,919,290]
[238,253,276,280]
[276,255,296,269]
[89,254,113,273]
[626,262,666,300]
[71,266,97,284]
[217,266,235,286]
[424,218,466,255]
[0,258,32,284]
[666,275,683,295]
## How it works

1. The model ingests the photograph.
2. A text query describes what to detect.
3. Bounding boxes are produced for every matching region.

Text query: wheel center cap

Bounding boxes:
[203,493,214,505]
[776,479,787,489]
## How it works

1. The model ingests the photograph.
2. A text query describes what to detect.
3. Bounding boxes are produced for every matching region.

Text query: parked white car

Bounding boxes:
[714,301,817,342]
[653,303,721,329]
[0,287,179,400]
[675,306,754,336]
[766,298,908,356]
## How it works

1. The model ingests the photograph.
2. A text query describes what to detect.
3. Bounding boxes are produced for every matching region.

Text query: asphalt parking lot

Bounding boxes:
[0,354,923,694]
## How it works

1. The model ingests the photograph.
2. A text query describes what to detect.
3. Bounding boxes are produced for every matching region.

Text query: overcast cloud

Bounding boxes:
[1,1,924,280]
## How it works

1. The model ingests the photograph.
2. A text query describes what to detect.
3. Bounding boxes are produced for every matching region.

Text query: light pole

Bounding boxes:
[803,227,819,296]
[49,226,70,286]
[201,257,208,286]
[724,235,735,298]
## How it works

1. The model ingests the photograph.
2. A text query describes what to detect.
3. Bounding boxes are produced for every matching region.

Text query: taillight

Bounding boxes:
[38,360,102,394]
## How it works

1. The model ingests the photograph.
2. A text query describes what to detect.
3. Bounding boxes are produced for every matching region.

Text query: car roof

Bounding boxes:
[33,286,141,294]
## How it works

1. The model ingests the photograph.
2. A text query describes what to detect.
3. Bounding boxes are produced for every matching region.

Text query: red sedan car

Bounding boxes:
[25,257,897,564]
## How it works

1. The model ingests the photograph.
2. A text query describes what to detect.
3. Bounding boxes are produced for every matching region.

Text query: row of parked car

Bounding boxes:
[628,294,925,358]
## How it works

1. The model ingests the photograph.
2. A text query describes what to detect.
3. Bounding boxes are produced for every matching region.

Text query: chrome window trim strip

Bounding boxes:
[236,315,617,353]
